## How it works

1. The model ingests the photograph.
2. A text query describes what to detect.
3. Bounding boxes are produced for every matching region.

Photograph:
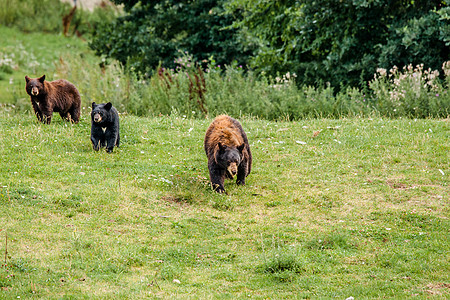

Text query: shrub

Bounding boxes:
[89,0,252,76]
[226,1,449,90]
[369,62,450,117]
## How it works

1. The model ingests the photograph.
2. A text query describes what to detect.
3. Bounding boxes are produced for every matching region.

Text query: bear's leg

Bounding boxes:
[236,161,247,185]
[105,130,117,153]
[100,137,106,149]
[42,113,52,124]
[209,165,226,193]
[69,104,80,123]
[59,111,70,121]
[91,126,102,151]
[40,107,53,124]
[31,101,43,122]
[91,135,100,151]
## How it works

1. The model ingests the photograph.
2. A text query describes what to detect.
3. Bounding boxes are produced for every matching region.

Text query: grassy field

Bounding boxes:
[0,26,96,105]
[0,109,448,298]
[0,24,449,299]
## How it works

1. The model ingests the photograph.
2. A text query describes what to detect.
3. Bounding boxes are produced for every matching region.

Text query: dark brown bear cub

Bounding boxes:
[204,115,252,193]
[91,102,120,153]
[25,75,81,124]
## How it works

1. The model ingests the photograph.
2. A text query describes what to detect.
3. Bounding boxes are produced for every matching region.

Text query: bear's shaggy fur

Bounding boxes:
[90,102,120,153]
[204,115,252,193]
[25,75,81,124]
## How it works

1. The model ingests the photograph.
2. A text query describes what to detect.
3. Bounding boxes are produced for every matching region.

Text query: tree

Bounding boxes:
[89,0,252,76]
[226,0,449,89]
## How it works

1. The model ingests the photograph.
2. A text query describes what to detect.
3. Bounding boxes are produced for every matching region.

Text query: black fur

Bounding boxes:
[90,102,120,153]
[208,143,247,193]
[204,115,252,194]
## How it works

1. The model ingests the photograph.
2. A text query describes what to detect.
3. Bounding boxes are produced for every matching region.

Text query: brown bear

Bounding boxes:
[25,75,81,124]
[204,115,252,193]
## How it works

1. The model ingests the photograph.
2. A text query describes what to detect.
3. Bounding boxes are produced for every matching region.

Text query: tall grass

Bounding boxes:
[50,52,450,120]
[0,0,69,33]
[5,46,450,119]
[0,0,120,35]
[369,63,450,118]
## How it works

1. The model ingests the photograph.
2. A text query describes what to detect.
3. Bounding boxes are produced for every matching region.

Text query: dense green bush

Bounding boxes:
[227,0,449,89]
[89,0,253,76]
[87,0,449,91]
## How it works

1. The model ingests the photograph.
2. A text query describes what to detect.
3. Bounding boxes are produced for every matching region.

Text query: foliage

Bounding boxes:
[54,50,449,119]
[369,63,450,117]
[71,3,123,37]
[53,51,374,119]
[226,0,449,89]
[89,0,253,76]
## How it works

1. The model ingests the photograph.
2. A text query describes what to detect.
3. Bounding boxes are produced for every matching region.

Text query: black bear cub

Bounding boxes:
[204,115,252,193]
[90,102,120,153]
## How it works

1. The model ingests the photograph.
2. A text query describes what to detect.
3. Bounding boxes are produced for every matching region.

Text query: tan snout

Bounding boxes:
[31,87,39,96]
[227,163,238,177]
[93,113,102,123]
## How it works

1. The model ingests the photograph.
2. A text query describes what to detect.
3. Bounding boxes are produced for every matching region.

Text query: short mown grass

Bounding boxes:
[0,108,448,298]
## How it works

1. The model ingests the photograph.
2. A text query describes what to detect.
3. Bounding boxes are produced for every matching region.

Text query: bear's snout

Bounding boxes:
[31,87,39,96]
[227,162,238,177]
[93,113,102,123]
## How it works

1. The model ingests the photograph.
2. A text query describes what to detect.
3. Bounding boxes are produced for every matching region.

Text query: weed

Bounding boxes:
[305,233,356,251]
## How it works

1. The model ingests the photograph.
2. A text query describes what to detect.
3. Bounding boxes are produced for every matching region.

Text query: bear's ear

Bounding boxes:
[213,144,221,164]
[218,143,227,152]
[237,143,245,153]
[25,76,30,83]
[92,102,97,109]
[38,75,45,83]
[104,102,112,111]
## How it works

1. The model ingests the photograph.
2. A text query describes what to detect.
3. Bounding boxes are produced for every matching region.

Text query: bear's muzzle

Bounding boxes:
[93,113,102,123]
[227,162,238,177]
[31,87,39,96]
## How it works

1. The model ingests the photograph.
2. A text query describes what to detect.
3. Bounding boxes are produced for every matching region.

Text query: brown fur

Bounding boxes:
[25,75,81,124]
[204,115,252,193]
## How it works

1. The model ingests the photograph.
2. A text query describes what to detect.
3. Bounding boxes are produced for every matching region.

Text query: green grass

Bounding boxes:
[0,23,449,299]
[0,110,448,298]
[0,26,96,105]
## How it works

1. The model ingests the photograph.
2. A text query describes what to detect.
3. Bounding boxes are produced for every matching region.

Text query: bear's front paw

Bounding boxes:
[212,184,226,194]
[236,179,245,186]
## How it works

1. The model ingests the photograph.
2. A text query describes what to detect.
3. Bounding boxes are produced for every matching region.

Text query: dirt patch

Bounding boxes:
[425,283,450,295]
[386,180,415,190]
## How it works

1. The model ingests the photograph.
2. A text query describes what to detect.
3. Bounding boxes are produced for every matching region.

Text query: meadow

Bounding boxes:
[0,25,449,298]
[0,110,449,298]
